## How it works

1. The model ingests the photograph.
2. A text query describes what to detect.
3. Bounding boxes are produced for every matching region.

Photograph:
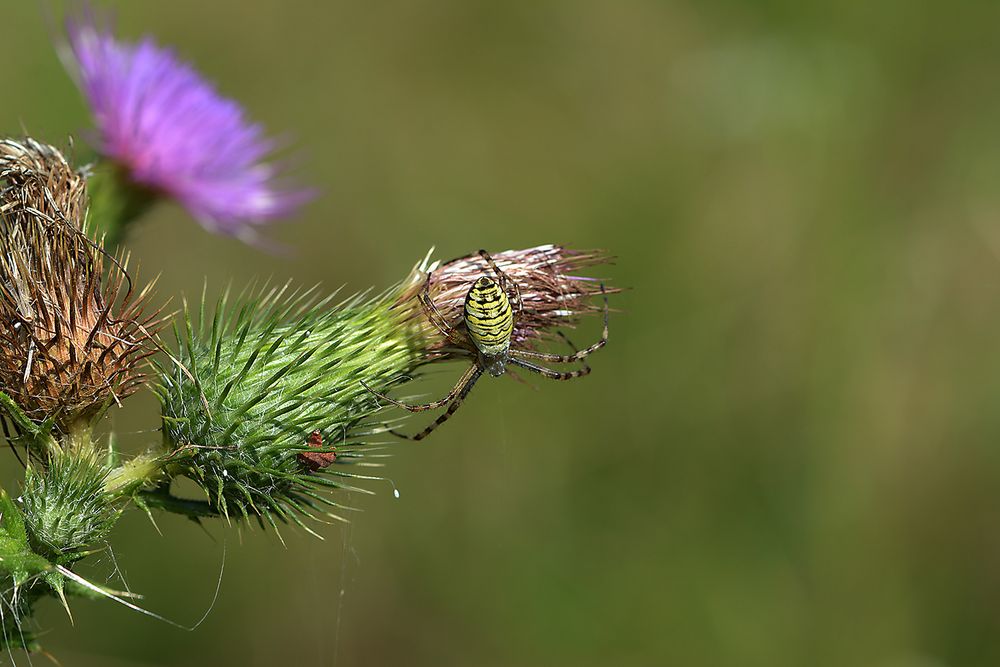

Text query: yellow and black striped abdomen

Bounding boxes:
[464,277,513,356]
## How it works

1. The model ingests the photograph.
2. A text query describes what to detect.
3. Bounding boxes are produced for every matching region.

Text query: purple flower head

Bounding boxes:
[64,9,312,241]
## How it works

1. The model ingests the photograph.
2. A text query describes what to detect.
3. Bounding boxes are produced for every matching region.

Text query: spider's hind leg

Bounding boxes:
[361,363,480,413]
[509,283,609,364]
[384,366,485,441]
[557,331,591,374]
[508,356,592,381]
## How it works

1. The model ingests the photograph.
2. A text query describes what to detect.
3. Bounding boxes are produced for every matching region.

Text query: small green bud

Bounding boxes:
[21,449,118,564]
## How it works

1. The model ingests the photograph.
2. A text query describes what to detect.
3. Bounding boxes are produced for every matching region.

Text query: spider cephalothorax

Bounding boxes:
[363,249,608,441]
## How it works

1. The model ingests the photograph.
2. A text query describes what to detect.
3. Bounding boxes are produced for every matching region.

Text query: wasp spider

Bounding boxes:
[363,249,608,441]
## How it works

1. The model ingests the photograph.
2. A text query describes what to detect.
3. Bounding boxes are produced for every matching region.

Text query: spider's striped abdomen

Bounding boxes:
[464,276,513,357]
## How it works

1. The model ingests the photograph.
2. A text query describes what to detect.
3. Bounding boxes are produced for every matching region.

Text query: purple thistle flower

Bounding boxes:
[64,10,311,241]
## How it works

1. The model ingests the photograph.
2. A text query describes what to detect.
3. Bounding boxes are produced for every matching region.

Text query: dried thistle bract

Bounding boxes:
[0,139,162,433]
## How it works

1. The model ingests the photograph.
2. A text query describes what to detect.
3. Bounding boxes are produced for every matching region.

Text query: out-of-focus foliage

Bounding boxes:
[5,1,1000,665]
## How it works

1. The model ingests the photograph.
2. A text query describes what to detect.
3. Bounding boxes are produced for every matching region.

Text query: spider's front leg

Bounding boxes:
[418,271,465,346]
[479,249,523,316]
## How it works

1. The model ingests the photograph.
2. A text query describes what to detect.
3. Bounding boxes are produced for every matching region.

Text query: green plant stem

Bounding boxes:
[103,452,168,496]
[85,160,158,247]
[64,419,95,455]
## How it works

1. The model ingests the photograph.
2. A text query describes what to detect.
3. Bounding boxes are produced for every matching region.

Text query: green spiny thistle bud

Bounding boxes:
[0,139,163,439]
[21,449,117,565]
[155,285,422,530]
[155,245,611,529]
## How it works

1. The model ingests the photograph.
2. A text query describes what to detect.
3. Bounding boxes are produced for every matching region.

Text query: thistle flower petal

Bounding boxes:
[64,9,311,240]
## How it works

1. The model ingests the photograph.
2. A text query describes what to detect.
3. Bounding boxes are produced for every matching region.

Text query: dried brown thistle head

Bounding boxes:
[0,138,163,431]
[396,244,614,354]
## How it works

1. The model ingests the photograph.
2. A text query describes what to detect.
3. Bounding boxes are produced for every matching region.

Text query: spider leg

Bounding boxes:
[0,418,26,468]
[479,249,523,316]
[420,291,464,346]
[389,366,485,441]
[361,363,479,413]
[419,272,466,346]
[508,356,591,381]
[508,283,608,363]
[509,277,523,317]
[507,331,590,390]
[559,331,592,373]
[478,249,506,285]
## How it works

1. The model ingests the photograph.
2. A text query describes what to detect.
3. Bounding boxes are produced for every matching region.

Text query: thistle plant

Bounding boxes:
[0,138,162,650]
[0,2,616,658]
[0,141,611,649]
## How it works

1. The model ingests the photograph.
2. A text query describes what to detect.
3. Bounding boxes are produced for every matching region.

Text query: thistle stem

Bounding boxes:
[85,160,158,247]
[104,452,167,497]
[64,420,95,455]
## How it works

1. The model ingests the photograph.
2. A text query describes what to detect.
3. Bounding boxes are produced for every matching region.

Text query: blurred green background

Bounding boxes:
[5,0,1000,665]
